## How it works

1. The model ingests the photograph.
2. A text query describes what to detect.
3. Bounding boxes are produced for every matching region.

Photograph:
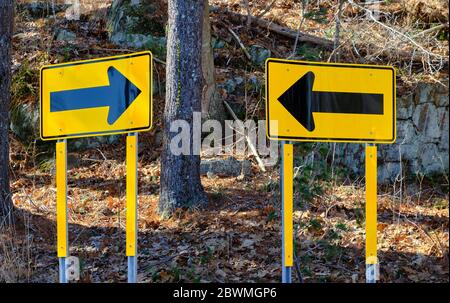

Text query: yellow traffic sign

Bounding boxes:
[265,58,396,143]
[40,51,152,140]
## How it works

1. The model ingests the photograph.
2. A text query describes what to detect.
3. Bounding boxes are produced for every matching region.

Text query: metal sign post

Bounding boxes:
[126,133,138,283]
[281,141,294,283]
[56,139,68,283]
[365,144,378,283]
[42,52,152,283]
[265,58,395,283]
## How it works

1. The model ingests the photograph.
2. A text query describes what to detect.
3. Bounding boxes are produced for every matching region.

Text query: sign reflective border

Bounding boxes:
[265,58,396,143]
[40,51,152,140]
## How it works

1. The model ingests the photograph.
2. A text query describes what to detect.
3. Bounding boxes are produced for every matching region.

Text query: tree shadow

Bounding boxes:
[7,188,449,283]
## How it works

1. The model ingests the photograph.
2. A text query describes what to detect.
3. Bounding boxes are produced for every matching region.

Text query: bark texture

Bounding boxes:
[201,0,225,121]
[159,0,207,216]
[0,0,14,224]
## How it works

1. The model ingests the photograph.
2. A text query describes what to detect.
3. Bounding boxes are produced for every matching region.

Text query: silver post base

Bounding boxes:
[366,264,376,283]
[59,257,67,283]
[128,256,137,283]
[282,266,292,283]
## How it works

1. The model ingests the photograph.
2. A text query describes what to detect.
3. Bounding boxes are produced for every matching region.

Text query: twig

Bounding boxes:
[223,100,266,172]
[347,0,443,59]
[227,27,252,61]
[255,0,277,19]
[333,0,345,62]
[242,0,252,28]
[153,56,166,65]
[293,251,304,283]
[289,0,308,59]
[411,24,448,38]
[96,148,107,161]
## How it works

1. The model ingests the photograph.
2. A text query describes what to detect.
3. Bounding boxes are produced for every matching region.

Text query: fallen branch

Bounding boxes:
[216,7,334,49]
[411,24,448,39]
[223,100,266,172]
[213,6,447,67]
[253,17,334,49]
[92,47,167,64]
[227,26,252,61]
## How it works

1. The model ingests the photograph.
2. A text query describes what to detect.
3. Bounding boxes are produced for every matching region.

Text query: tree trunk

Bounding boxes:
[0,0,14,225]
[201,0,225,122]
[159,0,207,216]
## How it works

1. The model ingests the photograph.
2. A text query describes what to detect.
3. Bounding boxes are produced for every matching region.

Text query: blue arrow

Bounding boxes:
[50,66,141,125]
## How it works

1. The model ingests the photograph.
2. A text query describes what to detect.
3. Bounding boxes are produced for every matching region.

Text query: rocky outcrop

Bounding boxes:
[200,157,252,177]
[107,0,167,57]
[335,80,449,183]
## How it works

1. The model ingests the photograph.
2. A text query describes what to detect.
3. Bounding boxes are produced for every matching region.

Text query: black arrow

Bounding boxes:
[50,66,141,125]
[277,71,383,132]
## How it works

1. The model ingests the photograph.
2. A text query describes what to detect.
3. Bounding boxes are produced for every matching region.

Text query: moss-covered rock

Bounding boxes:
[107,0,167,58]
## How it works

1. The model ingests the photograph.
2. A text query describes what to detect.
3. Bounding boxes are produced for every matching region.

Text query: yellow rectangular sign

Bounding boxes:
[40,51,152,140]
[265,58,396,143]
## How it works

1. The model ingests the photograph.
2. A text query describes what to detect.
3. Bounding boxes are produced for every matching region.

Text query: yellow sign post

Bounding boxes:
[126,133,138,283]
[265,58,396,283]
[365,144,378,282]
[281,142,294,283]
[56,139,68,283]
[40,51,152,283]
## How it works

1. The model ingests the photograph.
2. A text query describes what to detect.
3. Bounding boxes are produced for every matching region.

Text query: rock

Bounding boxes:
[419,144,445,174]
[67,153,80,170]
[333,81,448,182]
[401,143,420,162]
[221,78,238,94]
[211,37,226,49]
[249,45,271,66]
[396,121,416,144]
[110,32,166,54]
[432,80,450,107]
[436,92,449,107]
[414,82,433,104]
[17,2,70,18]
[107,0,167,57]
[381,144,400,162]
[200,157,252,177]
[412,103,441,141]
[438,108,449,151]
[10,102,39,144]
[378,162,402,183]
[55,29,76,41]
[335,144,364,175]
[397,95,414,120]
[70,135,121,151]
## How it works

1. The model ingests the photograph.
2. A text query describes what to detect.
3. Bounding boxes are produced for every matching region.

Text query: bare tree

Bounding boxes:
[159,0,207,216]
[0,0,14,225]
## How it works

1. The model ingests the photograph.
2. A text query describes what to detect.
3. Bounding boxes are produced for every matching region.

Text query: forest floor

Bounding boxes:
[4,146,449,283]
[1,0,449,283]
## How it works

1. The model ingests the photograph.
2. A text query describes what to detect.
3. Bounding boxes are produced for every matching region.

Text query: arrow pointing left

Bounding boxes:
[277,71,383,132]
[50,66,141,125]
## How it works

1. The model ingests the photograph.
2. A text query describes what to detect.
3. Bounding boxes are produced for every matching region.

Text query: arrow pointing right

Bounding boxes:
[50,66,141,125]
[277,71,384,132]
